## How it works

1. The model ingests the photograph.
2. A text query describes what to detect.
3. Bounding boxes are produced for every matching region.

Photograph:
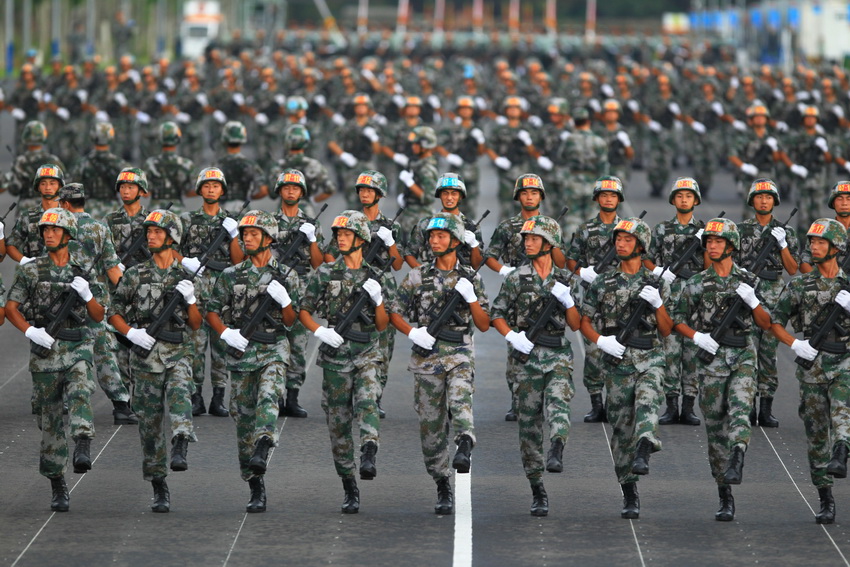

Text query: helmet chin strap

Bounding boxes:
[203,197,220,204]
[521,203,539,212]
[526,247,552,260]
[600,205,618,213]
[717,243,735,261]
[45,241,69,252]
[282,198,300,206]
[676,206,694,214]
[837,211,850,218]
[812,243,839,264]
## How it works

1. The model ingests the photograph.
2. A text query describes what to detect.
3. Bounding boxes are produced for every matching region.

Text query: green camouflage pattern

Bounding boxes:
[231,364,286,480]
[144,151,195,212]
[6,205,51,258]
[106,206,150,268]
[398,154,439,244]
[217,152,267,203]
[68,149,130,218]
[406,211,482,266]
[1,149,65,213]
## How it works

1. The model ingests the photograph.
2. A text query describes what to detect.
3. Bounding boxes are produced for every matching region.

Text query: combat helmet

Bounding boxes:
[115,167,149,194]
[274,169,307,197]
[612,217,652,257]
[520,215,563,248]
[284,123,311,151]
[21,120,47,145]
[513,173,546,200]
[221,121,247,145]
[195,167,228,194]
[159,121,182,146]
[424,212,465,242]
[435,172,467,198]
[237,209,278,242]
[668,177,701,206]
[58,183,86,202]
[409,125,437,149]
[31,164,65,193]
[143,209,183,246]
[828,181,850,210]
[91,121,115,145]
[747,178,780,206]
[702,218,740,250]
[806,218,847,257]
[355,170,388,197]
[592,175,624,202]
[286,96,308,114]
[331,210,371,242]
[38,207,77,240]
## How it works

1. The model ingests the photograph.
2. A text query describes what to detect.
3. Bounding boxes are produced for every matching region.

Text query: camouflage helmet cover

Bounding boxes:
[702,217,740,250]
[159,121,182,145]
[513,173,546,200]
[747,178,780,206]
[58,182,86,202]
[828,180,850,209]
[806,218,847,252]
[115,167,149,194]
[592,175,625,201]
[274,168,307,196]
[520,215,563,247]
[38,207,77,240]
[195,167,228,194]
[142,209,183,245]
[91,121,115,145]
[409,125,437,149]
[331,210,371,242]
[284,123,311,150]
[425,212,465,242]
[31,163,65,192]
[221,120,247,144]
[668,176,702,205]
[435,172,467,198]
[355,170,388,197]
[21,120,48,144]
[237,209,278,242]
[612,217,652,253]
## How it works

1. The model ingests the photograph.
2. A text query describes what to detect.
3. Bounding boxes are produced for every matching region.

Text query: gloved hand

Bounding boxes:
[332,113,346,126]
[668,102,682,115]
[495,115,509,125]
[222,217,239,239]
[56,107,70,121]
[155,92,167,105]
[0,219,4,240]
[537,156,554,171]
[95,110,110,123]
[71,276,93,302]
[740,163,759,177]
[313,94,327,107]
[766,136,779,152]
[363,126,380,143]
[362,278,383,306]
[196,93,209,107]
[560,130,572,142]
[791,164,809,178]
[221,327,249,351]
[267,280,292,308]
[118,262,126,273]
[730,76,740,89]
[505,330,534,354]
[11,108,26,120]
[470,128,485,144]
[648,120,662,133]
[844,161,850,174]
[212,109,227,123]
[601,83,615,97]
[776,120,789,132]
[836,290,850,313]
[499,265,516,277]
[691,121,706,135]
[791,338,818,361]
[393,153,410,167]
[494,156,512,170]
[475,96,487,110]
[816,137,829,153]
[695,228,704,240]
[736,282,760,309]
[517,129,533,146]
[181,256,205,276]
[399,170,415,188]
[176,112,191,124]
[616,131,631,147]
[579,266,598,284]
[232,92,246,106]
[135,111,151,124]
[428,94,441,109]
[454,278,477,303]
[76,89,89,104]
[255,112,269,126]
[551,281,574,309]
[597,335,626,358]
[588,98,602,113]
[771,226,788,249]
[377,226,395,247]
[652,266,677,284]
[392,94,406,107]
[20,256,35,265]
[711,101,724,115]
[627,100,640,113]
[639,285,663,309]
[25,326,55,349]
[408,326,436,350]
[299,222,317,243]
[833,105,845,118]
[463,230,479,248]
[114,92,128,106]
[126,327,156,350]
[176,280,196,304]
[446,153,464,167]
[397,194,406,208]
[340,152,358,168]
[732,119,747,132]
[528,115,543,128]
[692,331,719,354]
[314,326,344,348]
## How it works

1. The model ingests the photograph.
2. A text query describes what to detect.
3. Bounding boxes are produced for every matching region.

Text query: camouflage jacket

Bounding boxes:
[649,216,705,278]
[324,210,400,271]
[3,149,65,198]
[106,206,150,268]
[593,123,631,167]
[144,151,195,202]
[438,121,483,165]
[566,213,623,269]
[70,212,122,276]
[270,153,336,200]
[731,131,777,177]
[488,122,533,170]
[784,130,828,173]
[384,118,422,156]
[557,129,609,175]
[332,118,382,164]
[642,95,680,129]
[217,152,267,202]
[68,149,130,201]
[179,208,234,272]
[272,209,325,276]
[6,204,50,258]
[407,211,482,266]
[402,155,438,216]
[735,218,800,304]
[484,213,539,268]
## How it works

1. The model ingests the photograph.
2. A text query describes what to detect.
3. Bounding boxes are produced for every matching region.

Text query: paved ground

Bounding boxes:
[1,113,849,567]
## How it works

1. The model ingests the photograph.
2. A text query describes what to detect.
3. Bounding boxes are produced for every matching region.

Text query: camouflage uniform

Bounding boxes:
[784,130,829,235]
[398,155,439,246]
[2,150,65,215]
[217,152,267,213]
[144,151,195,214]
[68,150,130,220]
[642,97,679,198]
[269,153,336,218]
[437,121,483,216]
[489,124,533,220]
[106,206,150,269]
[594,124,631,186]
[406,211,482,267]
[556,128,609,238]
[731,131,777,219]
[7,205,52,259]
[329,119,381,208]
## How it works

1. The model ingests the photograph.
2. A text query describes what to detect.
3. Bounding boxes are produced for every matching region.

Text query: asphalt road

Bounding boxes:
[1,114,849,567]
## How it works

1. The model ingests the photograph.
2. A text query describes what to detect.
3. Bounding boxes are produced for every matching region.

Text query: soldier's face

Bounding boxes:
[354,103,369,117]
[242,227,268,252]
[38,179,60,195]
[603,110,619,123]
[809,236,831,261]
[458,106,474,119]
[429,230,457,254]
[358,187,377,205]
[596,191,619,211]
[803,116,818,128]
[518,188,541,210]
[146,227,167,249]
[119,183,142,202]
[505,105,521,119]
[279,184,303,204]
[673,190,696,211]
[336,228,357,252]
[524,234,545,256]
[834,194,850,215]
[42,226,68,248]
[615,232,638,258]
[200,181,224,201]
[439,189,462,210]
[705,235,730,261]
[752,193,775,214]
[750,115,767,127]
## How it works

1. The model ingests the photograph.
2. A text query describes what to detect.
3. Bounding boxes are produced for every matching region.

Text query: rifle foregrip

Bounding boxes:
[697,348,715,364]
[795,355,815,370]
[227,345,246,359]
[510,349,530,364]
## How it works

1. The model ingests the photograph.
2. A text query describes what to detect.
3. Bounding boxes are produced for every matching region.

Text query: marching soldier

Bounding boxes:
[0,121,65,215]
[68,122,131,220]
[783,106,832,235]
[485,96,538,221]
[144,121,196,213]
[595,99,634,185]
[801,182,850,273]
[638,74,682,198]
[6,164,64,264]
[436,96,486,217]
[217,121,268,213]
[396,126,440,247]
[327,93,383,208]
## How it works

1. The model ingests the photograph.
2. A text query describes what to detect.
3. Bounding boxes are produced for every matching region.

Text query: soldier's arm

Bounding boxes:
[5,300,29,334]
[230,238,245,265]
[6,245,24,262]
[108,313,131,335]
[309,241,323,269]
[389,312,413,335]
[186,302,202,331]
[552,247,566,269]
[579,315,601,343]
[206,312,226,336]
[83,293,105,323]
[770,322,797,347]
[752,304,771,331]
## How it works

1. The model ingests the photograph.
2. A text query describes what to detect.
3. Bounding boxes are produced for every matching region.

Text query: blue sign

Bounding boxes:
[751,9,763,28]
[788,7,800,28]
[767,8,781,28]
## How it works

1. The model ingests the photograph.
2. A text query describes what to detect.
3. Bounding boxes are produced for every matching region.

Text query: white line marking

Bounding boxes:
[0,364,28,392]
[600,424,646,567]
[453,471,473,567]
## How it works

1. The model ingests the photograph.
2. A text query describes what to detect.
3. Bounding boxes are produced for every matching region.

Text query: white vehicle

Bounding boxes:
[180,1,222,60]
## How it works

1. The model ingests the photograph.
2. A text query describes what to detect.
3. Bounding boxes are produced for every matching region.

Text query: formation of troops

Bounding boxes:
[0,31,849,527]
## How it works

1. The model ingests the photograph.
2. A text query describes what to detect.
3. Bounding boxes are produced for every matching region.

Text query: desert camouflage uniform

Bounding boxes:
[68,150,130,220]
[144,151,195,213]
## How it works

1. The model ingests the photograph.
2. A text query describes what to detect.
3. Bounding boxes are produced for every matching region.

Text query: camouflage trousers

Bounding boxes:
[698,356,756,484]
[321,365,381,478]
[32,360,96,478]
[647,129,676,194]
[798,380,850,488]
[692,130,723,197]
[604,364,663,485]
[795,172,828,237]
[91,322,132,403]
[561,175,595,245]
[285,320,309,391]
[414,360,476,480]
[661,333,700,397]
[582,339,605,396]
[377,326,396,392]
[514,348,575,482]
[231,363,285,481]
[134,359,195,481]
[753,327,779,398]
[191,323,228,389]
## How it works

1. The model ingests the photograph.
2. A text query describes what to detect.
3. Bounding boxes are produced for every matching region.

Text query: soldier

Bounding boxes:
[801,182,850,273]
[436,96,486,217]
[206,210,302,513]
[533,97,569,216]
[485,96,538,221]
[6,164,64,264]
[396,126,440,247]
[217,121,268,213]
[390,212,490,515]
[684,78,725,198]
[144,121,196,213]
[5,208,107,512]
[299,210,397,514]
[327,93,383,208]
[595,99,634,185]
[106,167,153,271]
[646,177,707,426]
[783,106,832,235]
[736,179,800,428]
[638,74,682,198]
[109,209,202,513]
[180,167,243,417]
[68,122,130,220]
[491,215,581,517]
[0,121,65,215]
[672,218,772,521]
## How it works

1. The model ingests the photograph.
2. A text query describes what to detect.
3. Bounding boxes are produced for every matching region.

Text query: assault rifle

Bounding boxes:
[119,201,172,265]
[698,207,797,363]
[795,279,850,369]
[742,208,798,281]
[0,202,16,223]
[665,211,724,279]
[362,206,405,269]
[277,203,328,274]
[602,273,663,366]
[582,210,647,290]
[198,199,251,271]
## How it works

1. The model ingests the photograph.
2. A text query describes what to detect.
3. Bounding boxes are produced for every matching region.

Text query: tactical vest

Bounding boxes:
[223,263,288,342]
[109,208,149,268]
[182,211,232,271]
[414,265,477,335]
[131,264,191,342]
[27,258,87,339]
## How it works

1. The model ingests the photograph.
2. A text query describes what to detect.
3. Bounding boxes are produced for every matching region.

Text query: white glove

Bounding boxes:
[766,136,779,152]
[340,152,358,168]
[118,262,126,273]
[428,94,441,109]
[475,96,487,110]
[392,153,410,167]
[499,265,516,277]
[791,338,818,361]
[616,131,632,147]
[267,280,292,308]
[771,226,788,249]
[772,88,784,102]
[528,115,543,128]
[313,94,326,107]
[376,226,395,247]
[579,266,598,284]
[446,153,464,167]
[361,69,375,81]
[20,256,35,265]
[135,111,151,124]
[505,330,534,354]
[551,281,574,309]
[627,100,639,113]
[740,163,759,177]
[495,115,509,126]
[0,220,4,239]
[844,162,850,174]
[221,327,249,351]
[76,89,88,104]
[776,120,789,132]
[730,77,740,89]
[95,110,110,123]
[711,101,724,116]
[816,136,829,152]
[362,278,383,306]
[648,120,662,133]
[255,112,269,126]
[397,194,406,208]
[164,78,176,91]
[560,130,572,142]
[652,266,676,284]
[181,256,204,275]
[155,91,167,105]
[537,156,554,171]
[691,121,706,135]
[588,98,602,113]
[601,84,615,98]
[126,327,156,349]
[221,217,239,239]
[114,92,128,106]
[695,228,704,240]
[392,94,406,108]
[836,289,850,313]
[692,331,719,354]
[25,326,55,349]
[790,164,809,179]
[736,282,760,309]
[597,335,626,358]
[463,230,479,248]
[232,92,245,106]
[668,102,681,115]
[408,326,436,350]
[56,107,70,121]
[176,280,196,304]
[517,129,533,146]
[314,326,344,348]
[196,93,209,107]
[299,222,317,243]
[639,285,663,309]
[212,109,227,123]
[11,108,26,120]
[332,113,346,126]
[363,126,380,142]
[833,105,845,119]
[732,119,747,132]
[454,277,477,303]
[70,276,93,303]
[494,156,511,170]
[176,112,191,124]
[470,128,485,144]
[399,170,415,187]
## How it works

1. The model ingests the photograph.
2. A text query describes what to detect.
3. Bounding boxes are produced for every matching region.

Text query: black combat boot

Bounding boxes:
[151,477,170,513]
[376,394,386,419]
[191,386,206,416]
[530,484,549,517]
[112,400,138,425]
[757,396,779,428]
[546,439,564,473]
[246,476,267,513]
[621,482,640,519]
[170,434,189,472]
[584,393,607,423]
[208,386,228,417]
[631,437,653,475]
[341,477,359,514]
[505,397,518,422]
[827,442,849,478]
[435,477,453,515]
[73,437,92,474]
[452,434,473,474]
[749,397,757,426]
[359,441,378,480]
[658,395,679,425]
[248,436,273,475]
[816,487,835,524]
[723,446,745,485]
[715,485,735,521]
[679,395,701,426]
[284,387,308,418]
[50,476,69,512]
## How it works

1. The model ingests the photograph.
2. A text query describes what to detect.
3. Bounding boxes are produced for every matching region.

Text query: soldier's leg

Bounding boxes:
[447,361,476,445]
[134,370,169,481]
[210,332,229,389]
[726,364,756,452]
[544,353,574,447]
[352,356,381,447]
[285,321,308,392]
[92,326,132,403]
[633,366,664,449]
[604,372,639,485]
[321,368,357,478]
[661,332,683,397]
[583,340,606,420]
[164,359,196,443]
[32,371,70,478]
[414,370,451,480]
[647,134,668,197]
[65,359,97,443]
[504,348,518,420]
[756,328,779,399]
[699,370,732,483]
[255,363,284,439]
[190,327,208,412]
[830,376,850,453]
[515,361,546,481]
[799,382,833,489]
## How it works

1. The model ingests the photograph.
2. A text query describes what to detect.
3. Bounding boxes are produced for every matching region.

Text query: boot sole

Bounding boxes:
[715,513,734,521]
[435,506,454,515]
[51,504,69,512]
[151,505,170,513]
[631,464,649,475]
[546,464,563,473]
[341,506,359,514]
[249,462,267,475]
[531,509,549,517]
[246,505,266,513]
[826,468,847,478]
[170,462,188,472]
[359,470,376,480]
[452,459,470,474]
[621,512,639,519]
[816,516,835,524]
